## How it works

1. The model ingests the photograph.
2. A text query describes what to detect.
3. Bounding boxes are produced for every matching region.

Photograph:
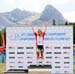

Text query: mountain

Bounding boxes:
[33,5,66,26]
[0,8,33,26]
[4,8,33,22]
[39,5,66,25]
[18,13,40,26]
[0,14,16,26]
[0,5,67,26]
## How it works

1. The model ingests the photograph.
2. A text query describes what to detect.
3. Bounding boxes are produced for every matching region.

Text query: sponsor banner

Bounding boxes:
[6,26,73,74]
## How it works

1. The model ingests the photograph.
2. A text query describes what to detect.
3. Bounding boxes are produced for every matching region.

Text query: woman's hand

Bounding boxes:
[28,21,33,26]
[45,22,48,27]
[29,21,35,33]
[44,22,48,32]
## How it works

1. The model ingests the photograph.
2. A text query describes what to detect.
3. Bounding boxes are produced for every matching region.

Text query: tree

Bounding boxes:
[52,19,56,25]
[4,28,6,46]
[65,21,68,25]
[73,25,75,44]
[0,31,2,46]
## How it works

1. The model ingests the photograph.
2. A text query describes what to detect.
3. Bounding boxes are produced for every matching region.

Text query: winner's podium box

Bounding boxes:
[5,69,28,74]
[28,65,52,74]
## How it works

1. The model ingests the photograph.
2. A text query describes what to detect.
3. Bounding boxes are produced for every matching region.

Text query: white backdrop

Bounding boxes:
[6,26,73,74]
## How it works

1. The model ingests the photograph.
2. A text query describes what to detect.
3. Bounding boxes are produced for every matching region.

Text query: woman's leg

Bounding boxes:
[41,50,44,59]
[36,51,39,59]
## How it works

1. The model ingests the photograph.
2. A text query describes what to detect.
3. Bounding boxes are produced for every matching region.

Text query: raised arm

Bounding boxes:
[44,22,48,33]
[29,21,35,33]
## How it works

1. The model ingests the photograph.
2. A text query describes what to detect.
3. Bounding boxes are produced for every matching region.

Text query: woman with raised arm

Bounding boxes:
[30,22,48,63]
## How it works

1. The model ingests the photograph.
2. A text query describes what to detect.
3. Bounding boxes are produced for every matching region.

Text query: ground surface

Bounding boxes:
[0,62,6,74]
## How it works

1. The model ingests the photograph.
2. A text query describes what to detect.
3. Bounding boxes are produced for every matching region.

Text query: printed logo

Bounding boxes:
[10,66,15,68]
[63,47,71,49]
[46,61,52,63]
[27,62,32,63]
[64,71,69,73]
[46,52,52,54]
[55,62,60,64]
[64,62,70,64]
[55,66,61,68]
[45,46,52,49]
[55,56,61,59]
[63,51,70,54]
[27,56,33,59]
[64,66,70,68]
[17,47,24,49]
[9,57,15,59]
[17,57,24,59]
[26,47,34,49]
[17,52,24,54]
[64,57,69,59]
[39,61,42,63]
[46,57,52,59]
[9,52,15,54]
[9,62,15,63]
[54,47,61,49]
[54,52,61,54]
[9,46,15,49]
[18,61,24,63]
[18,66,23,68]
[26,52,33,54]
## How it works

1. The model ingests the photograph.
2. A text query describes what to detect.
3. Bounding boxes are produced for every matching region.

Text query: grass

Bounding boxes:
[0,62,6,74]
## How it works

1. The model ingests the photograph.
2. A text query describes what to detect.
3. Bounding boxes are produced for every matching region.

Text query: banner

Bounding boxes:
[6,26,73,74]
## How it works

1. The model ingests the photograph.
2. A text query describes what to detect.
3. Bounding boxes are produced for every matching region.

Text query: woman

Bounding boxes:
[30,22,48,60]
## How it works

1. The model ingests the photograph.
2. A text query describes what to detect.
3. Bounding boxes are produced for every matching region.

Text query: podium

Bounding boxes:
[5,69,28,74]
[28,65,52,74]
[5,65,52,74]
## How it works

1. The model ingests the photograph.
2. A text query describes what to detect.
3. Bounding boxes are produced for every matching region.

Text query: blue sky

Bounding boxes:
[0,0,75,22]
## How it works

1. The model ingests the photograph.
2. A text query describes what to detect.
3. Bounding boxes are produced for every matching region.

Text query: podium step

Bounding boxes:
[28,65,52,74]
[5,69,28,74]
[28,65,52,69]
